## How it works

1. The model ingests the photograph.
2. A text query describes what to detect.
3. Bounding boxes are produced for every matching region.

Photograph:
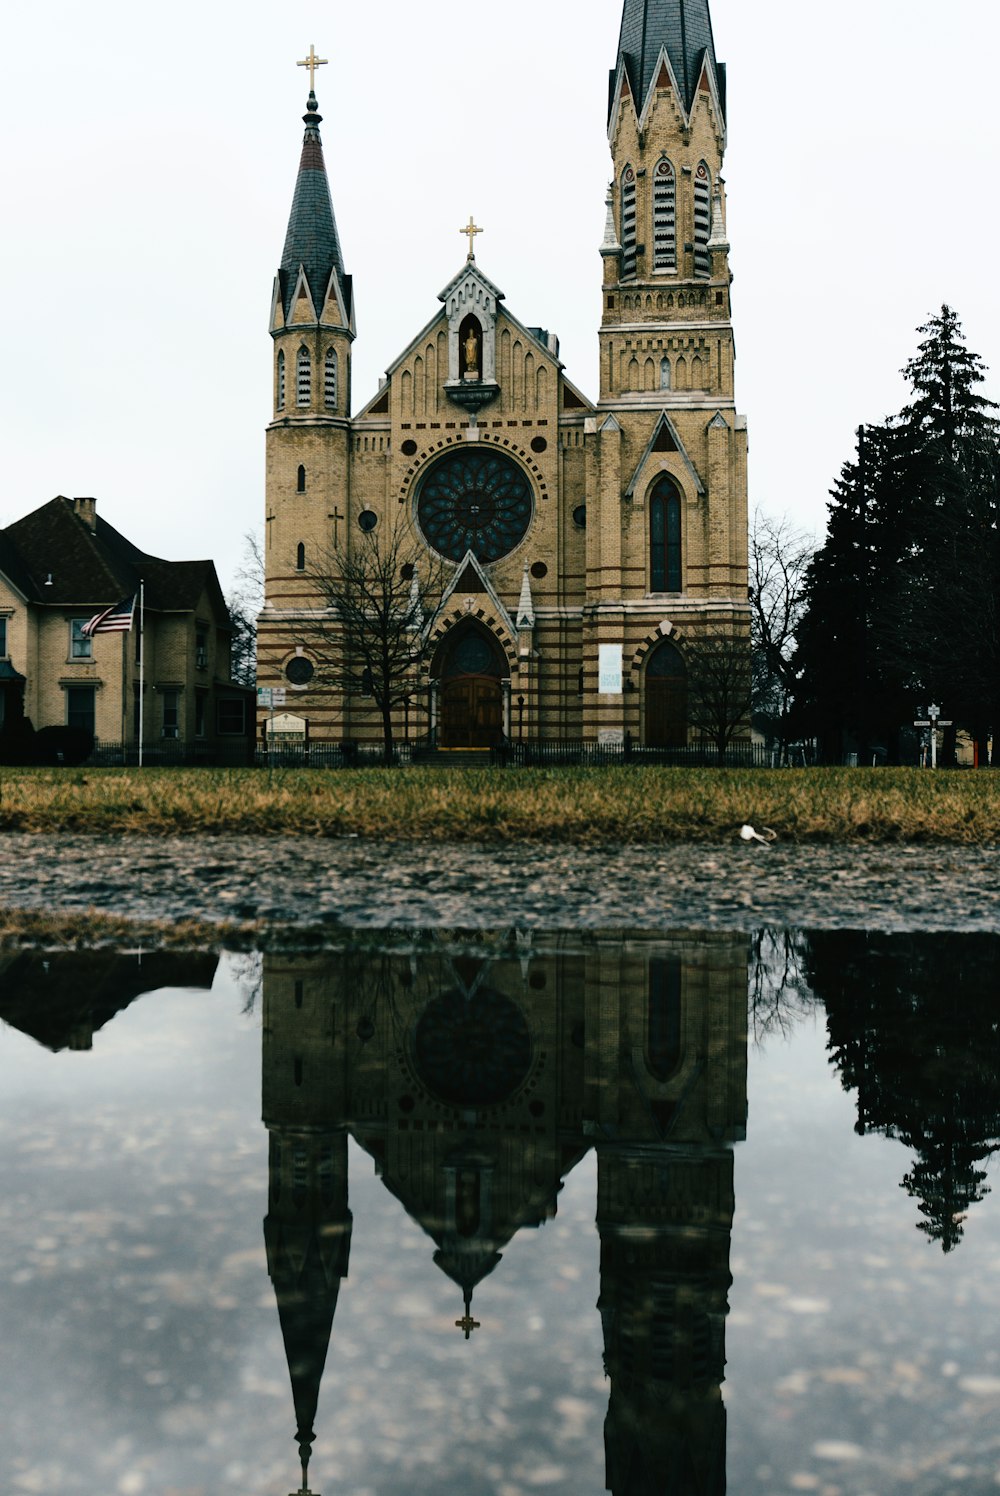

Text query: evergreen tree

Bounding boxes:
[794,307,1000,760]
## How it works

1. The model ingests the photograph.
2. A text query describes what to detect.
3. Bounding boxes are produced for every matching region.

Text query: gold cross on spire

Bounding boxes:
[296,45,328,90]
[455,1309,481,1339]
[460,215,483,262]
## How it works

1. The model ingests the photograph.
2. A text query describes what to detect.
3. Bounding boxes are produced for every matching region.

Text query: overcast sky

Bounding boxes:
[1,0,996,591]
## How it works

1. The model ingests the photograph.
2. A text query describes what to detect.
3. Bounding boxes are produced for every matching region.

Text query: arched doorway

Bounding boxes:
[645,639,687,747]
[436,624,507,748]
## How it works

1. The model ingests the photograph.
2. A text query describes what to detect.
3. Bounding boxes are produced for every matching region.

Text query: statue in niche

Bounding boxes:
[464,325,480,376]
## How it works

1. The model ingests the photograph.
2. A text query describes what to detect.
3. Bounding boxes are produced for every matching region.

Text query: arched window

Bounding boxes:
[694,162,711,276]
[653,157,676,271]
[324,347,337,408]
[649,477,682,592]
[296,346,311,407]
[647,956,682,1081]
[296,542,305,571]
[620,165,637,279]
[660,358,671,391]
[276,349,285,410]
[297,464,306,493]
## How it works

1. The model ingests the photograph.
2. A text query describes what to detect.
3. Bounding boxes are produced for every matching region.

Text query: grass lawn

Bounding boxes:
[1,764,999,843]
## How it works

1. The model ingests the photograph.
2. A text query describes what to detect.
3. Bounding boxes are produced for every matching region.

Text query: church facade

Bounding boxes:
[258,0,748,752]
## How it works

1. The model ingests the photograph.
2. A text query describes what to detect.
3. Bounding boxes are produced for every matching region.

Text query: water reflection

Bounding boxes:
[2,930,1000,1493]
[262,933,748,1493]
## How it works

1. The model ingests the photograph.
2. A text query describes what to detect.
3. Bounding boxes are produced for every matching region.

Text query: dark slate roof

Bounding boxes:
[278,92,348,323]
[613,0,724,120]
[0,496,230,621]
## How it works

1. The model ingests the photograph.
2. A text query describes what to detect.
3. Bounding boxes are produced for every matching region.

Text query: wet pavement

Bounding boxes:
[1,832,998,933]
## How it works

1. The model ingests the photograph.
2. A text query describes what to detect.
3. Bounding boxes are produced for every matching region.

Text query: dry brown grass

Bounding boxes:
[1,765,999,843]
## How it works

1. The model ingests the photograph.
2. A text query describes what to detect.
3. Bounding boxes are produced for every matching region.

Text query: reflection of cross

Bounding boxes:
[456,1310,481,1339]
[328,506,344,548]
[460,215,483,261]
[297,45,328,89]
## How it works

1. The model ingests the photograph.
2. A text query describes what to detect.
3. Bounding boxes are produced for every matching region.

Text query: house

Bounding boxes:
[0,494,252,758]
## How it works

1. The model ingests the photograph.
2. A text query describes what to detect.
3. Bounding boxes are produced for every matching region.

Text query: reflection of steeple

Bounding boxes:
[263,961,354,1494]
[589,935,747,1496]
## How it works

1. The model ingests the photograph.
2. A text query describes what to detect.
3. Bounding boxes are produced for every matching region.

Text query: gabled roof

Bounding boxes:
[278,91,349,325]
[624,411,706,498]
[612,0,725,122]
[1,496,230,621]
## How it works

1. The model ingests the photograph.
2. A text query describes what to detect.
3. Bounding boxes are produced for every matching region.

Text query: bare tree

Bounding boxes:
[748,510,814,753]
[226,529,264,688]
[684,622,753,762]
[299,519,445,764]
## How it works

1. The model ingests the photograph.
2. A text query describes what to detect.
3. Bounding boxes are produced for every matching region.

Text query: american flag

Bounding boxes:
[81,594,136,637]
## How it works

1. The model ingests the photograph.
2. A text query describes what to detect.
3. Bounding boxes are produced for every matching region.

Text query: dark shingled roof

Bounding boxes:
[278,92,349,324]
[1,496,229,620]
[613,0,724,121]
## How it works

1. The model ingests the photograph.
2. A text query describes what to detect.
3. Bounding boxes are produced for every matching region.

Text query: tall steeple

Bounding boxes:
[277,90,352,329]
[612,0,724,121]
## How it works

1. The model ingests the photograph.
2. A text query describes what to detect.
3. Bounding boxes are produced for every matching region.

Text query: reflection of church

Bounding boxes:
[261,931,748,1493]
[258,0,748,751]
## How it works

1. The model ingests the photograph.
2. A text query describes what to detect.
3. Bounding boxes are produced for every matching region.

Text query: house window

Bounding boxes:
[324,348,337,408]
[195,690,207,738]
[297,346,311,406]
[66,685,95,734]
[70,620,92,659]
[621,165,637,279]
[195,625,208,671]
[660,358,671,391]
[296,542,306,571]
[652,158,676,271]
[297,464,306,493]
[161,688,180,739]
[650,478,682,592]
[277,349,286,410]
[0,618,7,657]
[217,697,246,735]
[694,162,711,276]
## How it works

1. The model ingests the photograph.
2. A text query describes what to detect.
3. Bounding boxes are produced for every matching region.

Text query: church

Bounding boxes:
[257,0,748,753]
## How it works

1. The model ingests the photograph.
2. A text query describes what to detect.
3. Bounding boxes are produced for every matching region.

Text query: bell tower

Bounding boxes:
[598,0,747,603]
[262,60,355,681]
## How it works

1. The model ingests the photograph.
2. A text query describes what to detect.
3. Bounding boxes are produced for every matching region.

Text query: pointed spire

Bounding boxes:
[600,183,622,258]
[613,0,724,121]
[279,90,349,323]
[516,564,535,630]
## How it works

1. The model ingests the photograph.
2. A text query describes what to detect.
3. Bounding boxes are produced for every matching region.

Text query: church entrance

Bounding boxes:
[436,625,506,749]
[644,639,687,748]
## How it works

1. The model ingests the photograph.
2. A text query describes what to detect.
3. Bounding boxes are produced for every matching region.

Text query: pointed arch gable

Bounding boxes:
[624,412,706,499]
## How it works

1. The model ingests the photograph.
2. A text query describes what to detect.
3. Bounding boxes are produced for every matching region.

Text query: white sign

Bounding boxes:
[265,712,307,739]
[598,644,623,695]
[598,728,625,746]
[257,687,287,707]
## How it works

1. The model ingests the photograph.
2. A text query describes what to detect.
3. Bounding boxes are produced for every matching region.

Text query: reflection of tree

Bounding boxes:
[804,932,1000,1250]
[748,928,816,1043]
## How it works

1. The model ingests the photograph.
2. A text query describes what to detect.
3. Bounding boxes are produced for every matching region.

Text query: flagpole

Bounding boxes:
[138,580,145,768]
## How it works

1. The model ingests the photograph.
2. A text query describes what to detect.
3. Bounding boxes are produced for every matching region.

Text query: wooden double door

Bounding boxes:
[440,676,503,748]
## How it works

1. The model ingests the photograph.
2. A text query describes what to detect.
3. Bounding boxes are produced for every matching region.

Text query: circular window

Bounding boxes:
[401,439,418,457]
[358,509,378,532]
[414,988,532,1107]
[572,504,587,529]
[530,562,548,581]
[530,436,547,454]
[417,447,532,564]
[285,656,314,686]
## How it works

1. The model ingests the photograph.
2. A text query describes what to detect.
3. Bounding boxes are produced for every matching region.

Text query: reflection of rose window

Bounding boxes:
[414,988,532,1107]
[416,448,532,564]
